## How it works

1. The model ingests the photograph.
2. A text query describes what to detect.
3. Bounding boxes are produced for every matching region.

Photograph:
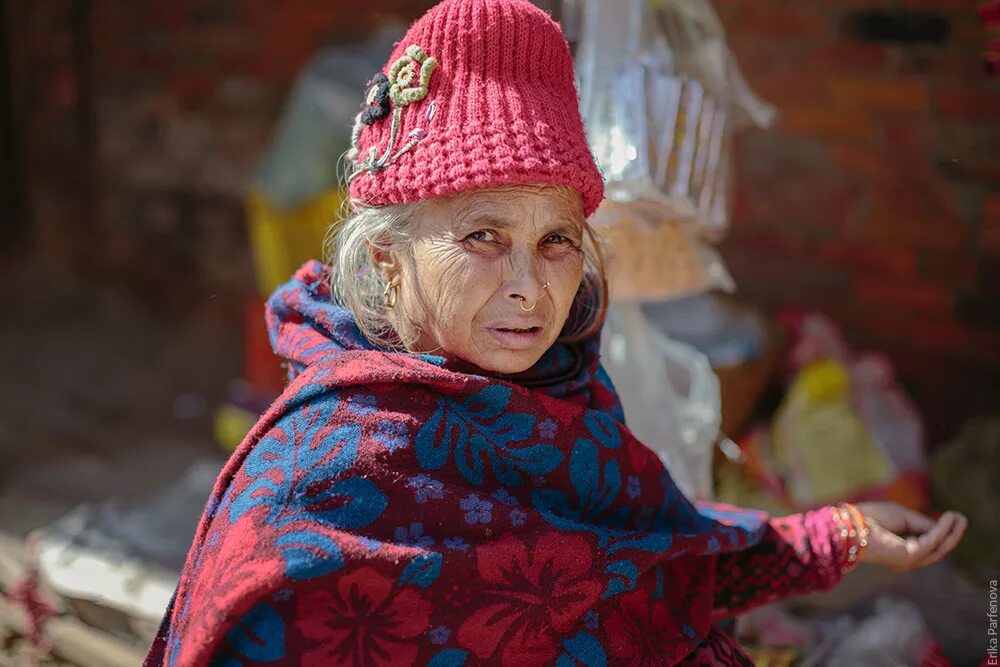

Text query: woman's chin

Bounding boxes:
[465,346,548,376]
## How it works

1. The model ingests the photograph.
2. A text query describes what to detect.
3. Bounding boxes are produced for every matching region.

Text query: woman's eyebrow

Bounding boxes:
[543,216,583,239]
[453,211,515,230]
[543,218,585,238]
[453,207,583,236]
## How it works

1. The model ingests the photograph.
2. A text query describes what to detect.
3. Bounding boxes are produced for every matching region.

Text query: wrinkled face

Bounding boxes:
[381,185,586,374]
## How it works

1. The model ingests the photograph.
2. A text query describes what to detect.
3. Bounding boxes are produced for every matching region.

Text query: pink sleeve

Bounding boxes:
[711,506,848,619]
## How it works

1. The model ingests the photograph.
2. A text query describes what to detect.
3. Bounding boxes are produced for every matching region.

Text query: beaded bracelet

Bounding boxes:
[830,502,870,571]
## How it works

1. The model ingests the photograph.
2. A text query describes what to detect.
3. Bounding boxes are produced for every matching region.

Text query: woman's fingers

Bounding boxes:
[913,513,967,568]
[895,507,936,535]
[896,512,965,570]
[909,512,955,555]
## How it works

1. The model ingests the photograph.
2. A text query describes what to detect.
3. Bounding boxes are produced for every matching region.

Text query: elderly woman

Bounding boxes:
[146,1,966,665]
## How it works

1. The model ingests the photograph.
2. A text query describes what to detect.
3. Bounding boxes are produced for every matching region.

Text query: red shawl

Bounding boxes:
[146,262,846,666]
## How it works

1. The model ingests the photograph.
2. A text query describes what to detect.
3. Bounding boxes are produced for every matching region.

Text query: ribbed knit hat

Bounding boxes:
[346,0,604,217]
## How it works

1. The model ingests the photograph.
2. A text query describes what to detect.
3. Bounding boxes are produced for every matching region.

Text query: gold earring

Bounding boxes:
[383,276,400,309]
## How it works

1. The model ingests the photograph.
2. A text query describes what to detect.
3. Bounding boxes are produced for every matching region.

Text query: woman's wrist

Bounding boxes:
[829,502,870,571]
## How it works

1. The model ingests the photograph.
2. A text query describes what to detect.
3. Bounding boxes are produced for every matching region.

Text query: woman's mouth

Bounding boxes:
[485,325,545,350]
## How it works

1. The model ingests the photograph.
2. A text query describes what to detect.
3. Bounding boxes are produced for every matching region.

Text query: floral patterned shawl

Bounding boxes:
[145,261,774,667]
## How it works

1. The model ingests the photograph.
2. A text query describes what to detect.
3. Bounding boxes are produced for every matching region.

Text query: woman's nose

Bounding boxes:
[502,250,547,308]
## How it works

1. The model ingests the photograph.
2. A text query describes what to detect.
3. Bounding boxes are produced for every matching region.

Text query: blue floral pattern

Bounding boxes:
[416,385,564,486]
[460,494,493,524]
[227,405,388,579]
[211,603,285,666]
[407,474,444,503]
[394,522,435,548]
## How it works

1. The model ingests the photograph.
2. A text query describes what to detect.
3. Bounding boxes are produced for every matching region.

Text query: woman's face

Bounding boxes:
[384,185,586,375]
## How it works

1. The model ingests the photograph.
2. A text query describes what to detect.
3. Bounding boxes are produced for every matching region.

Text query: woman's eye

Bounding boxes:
[466,230,496,243]
[544,234,569,245]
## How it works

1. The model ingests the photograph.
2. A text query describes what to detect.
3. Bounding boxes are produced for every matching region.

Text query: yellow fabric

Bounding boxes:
[246,188,345,297]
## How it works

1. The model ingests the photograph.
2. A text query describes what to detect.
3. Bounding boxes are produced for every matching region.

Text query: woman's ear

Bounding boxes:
[366,237,402,282]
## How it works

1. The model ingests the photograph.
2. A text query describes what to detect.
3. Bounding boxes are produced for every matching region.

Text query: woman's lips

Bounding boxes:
[484,323,545,350]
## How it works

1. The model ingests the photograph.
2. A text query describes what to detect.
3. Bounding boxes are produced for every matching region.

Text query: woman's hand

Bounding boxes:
[854,501,967,572]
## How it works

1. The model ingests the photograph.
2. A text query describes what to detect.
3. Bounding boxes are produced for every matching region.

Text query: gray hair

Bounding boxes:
[324,193,609,351]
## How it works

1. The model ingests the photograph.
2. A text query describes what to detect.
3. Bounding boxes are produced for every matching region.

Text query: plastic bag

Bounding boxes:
[786,313,926,478]
[824,598,930,667]
[255,24,405,210]
[770,359,896,506]
[769,312,927,508]
[573,0,774,234]
[716,312,928,511]
[641,292,767,367]
[601,302,720,499]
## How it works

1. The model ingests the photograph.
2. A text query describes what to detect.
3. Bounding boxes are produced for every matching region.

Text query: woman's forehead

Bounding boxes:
[434,185,584,228]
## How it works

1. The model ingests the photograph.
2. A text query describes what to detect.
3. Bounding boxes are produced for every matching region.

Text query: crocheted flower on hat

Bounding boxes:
[360,73,391,125]
[347,44,439,182]
[388,45,438,107]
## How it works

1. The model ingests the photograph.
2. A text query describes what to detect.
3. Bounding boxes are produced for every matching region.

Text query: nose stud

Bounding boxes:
[518,282,549,311]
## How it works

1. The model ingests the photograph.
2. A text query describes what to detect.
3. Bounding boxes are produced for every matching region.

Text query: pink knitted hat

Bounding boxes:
[346,0,604,217]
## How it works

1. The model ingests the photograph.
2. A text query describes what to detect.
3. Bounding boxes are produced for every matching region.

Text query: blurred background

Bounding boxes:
[0,0,998,665]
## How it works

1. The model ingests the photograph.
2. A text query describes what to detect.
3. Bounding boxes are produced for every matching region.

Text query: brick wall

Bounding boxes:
[714,0,999,441]
[10,0,435,320]
[9,0,998,441]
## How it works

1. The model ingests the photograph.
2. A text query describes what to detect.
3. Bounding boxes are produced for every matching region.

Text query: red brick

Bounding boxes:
[733,7,828,39]
[781,107,876,140]
[172,27,252,61]
[856,278,952,313]
[884,119,931,152]
[882,120,936,181]
[817,240,918,278]
[894,50,988,80]
[860,196,968,253]
[981,196,1000,255]
[861,175,970,240]
[829,77,931,112]
[815,0,895,5]
[807,42,889,74]
[167,70,216,103]
[728,41,811,77]
[722,248,853,309]
[951,20,997,49]
[922,252,981,291]
[936,89,1000,121]
[827,143,887,180]
[733,133,861,231]
[987,196,1000,225]
[749,73,830,107]
[725,228,811,256]
[934,123,1000,185]
[855,307,918,344]
[910,319,969,351]
[49,67,79,111]
[736,172,860,232]
[969,330,1000,363]
[901,0,985,8]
